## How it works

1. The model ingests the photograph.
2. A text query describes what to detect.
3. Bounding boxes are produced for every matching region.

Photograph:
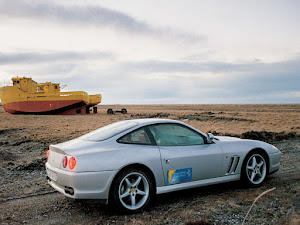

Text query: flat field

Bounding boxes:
[0,104,299,224]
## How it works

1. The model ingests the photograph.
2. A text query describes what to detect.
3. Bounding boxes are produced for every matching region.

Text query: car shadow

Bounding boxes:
[153,180,242,206]
[152,175,277,208]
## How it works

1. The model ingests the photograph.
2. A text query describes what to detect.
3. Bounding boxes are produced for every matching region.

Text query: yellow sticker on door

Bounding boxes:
[167,168,192,185]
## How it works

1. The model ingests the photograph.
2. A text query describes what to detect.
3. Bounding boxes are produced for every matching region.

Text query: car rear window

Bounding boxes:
[79,121,138,141]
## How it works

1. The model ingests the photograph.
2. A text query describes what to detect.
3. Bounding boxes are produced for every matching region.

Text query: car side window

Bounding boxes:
[118,127,152,145]
[149,124,205,146]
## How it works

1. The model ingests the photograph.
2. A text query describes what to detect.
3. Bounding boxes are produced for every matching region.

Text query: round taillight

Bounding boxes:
[46,150,50,158]
[68,157,76,170]
[63,156,68,168]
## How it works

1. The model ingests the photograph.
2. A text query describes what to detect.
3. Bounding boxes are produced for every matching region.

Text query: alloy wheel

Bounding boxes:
[246,154,267,185]
[118,172,150,210]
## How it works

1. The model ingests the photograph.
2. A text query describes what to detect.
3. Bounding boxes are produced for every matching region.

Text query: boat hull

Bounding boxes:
[2,100,94,115]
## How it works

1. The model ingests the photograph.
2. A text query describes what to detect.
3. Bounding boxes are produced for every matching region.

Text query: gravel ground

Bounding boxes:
[0,105,299,225]
[0,139,299,225]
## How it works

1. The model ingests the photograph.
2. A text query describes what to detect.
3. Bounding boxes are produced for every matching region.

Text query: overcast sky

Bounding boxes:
[0,0,299,104]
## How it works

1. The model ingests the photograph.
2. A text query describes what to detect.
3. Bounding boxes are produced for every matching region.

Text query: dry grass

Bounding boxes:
[0,104,299,144]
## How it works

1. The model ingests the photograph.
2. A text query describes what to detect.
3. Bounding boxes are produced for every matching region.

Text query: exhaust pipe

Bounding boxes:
[64,186,74,195]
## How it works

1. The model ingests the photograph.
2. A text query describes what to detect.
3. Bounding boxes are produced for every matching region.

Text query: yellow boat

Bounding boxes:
[0,77,101,115]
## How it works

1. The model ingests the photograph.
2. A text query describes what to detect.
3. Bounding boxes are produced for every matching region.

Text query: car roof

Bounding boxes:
[128,118,178,126]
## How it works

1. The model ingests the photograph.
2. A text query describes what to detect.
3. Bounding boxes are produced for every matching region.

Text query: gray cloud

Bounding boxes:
[120,57,300,74]
[107,57,300,103]
[0,0,203,43]
[71,57,300,103]
[1,52,299,104]
[0,51,114,64]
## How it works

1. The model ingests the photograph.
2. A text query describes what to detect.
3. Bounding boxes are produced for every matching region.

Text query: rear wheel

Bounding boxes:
[242,150,267,187]
[110,168,154,214]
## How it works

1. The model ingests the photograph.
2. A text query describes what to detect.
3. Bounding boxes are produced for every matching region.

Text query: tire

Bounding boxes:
[241,150,268,187]
[107,108,114,115]
[121,108,127,114]
[110,168,154,214]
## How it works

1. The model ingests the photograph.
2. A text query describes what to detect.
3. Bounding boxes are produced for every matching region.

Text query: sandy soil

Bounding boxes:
[0,104,299,224]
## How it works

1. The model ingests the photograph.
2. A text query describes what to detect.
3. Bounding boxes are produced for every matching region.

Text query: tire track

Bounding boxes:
[0,190,58,203]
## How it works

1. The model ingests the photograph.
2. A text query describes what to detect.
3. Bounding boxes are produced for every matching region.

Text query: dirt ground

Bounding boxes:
[0,104,299,225]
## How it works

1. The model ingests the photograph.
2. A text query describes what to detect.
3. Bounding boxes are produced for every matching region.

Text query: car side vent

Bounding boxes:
[226,156,240,175]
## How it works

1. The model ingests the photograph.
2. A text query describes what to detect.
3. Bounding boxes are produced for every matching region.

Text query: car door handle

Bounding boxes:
[165,159,170,164]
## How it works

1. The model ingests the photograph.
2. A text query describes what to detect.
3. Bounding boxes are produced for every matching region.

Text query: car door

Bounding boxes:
[148,123,223,185]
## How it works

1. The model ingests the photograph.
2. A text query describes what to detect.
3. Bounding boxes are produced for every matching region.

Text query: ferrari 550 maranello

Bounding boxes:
[46,119,281,213]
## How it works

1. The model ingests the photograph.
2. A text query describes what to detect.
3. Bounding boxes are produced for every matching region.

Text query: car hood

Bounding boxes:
[214,135,280,155]
[214,136,244,142]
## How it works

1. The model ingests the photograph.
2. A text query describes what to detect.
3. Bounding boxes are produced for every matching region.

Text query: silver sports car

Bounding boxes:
[46,119,281,213]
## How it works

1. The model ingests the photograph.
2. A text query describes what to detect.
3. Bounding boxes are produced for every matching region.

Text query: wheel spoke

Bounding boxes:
[136,189,146,196]
[133,176,142,187]
[247,165,254,170]
[120,190,130,199]
[257,170,262,178]
[251,156,257,167]
[125,178,132,187]
[250,171,256,182]
[131,195,136,206]
[257,161,264,168]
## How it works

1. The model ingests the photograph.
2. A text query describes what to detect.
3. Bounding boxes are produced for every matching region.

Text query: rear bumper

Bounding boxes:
[46,162,117,203]
[268,151,281,174]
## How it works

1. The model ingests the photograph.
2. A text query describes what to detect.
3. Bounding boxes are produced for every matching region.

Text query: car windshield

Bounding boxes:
[79,120,138,141]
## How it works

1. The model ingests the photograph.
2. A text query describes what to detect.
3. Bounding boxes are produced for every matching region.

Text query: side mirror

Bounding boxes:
[207,133,214,143]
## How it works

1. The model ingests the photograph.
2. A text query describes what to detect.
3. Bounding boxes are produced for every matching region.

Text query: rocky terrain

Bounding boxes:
[0,104,299,224]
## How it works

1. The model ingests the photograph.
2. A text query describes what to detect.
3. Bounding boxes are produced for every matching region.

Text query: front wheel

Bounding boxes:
[107,108,114,115]
[241,151,268,187]
[110,168,154,214]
